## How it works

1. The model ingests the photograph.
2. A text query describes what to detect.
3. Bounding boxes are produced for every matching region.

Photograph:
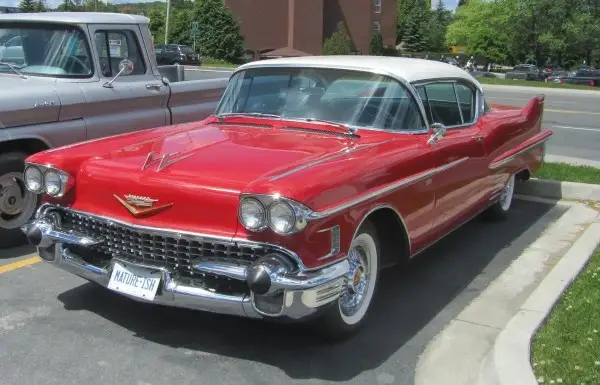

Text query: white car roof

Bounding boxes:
[0,12,149,24]
[237,55,483,91]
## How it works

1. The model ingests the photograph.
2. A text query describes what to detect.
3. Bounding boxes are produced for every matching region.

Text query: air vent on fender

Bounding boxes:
[282,126,360,139]
[212,122,273,129]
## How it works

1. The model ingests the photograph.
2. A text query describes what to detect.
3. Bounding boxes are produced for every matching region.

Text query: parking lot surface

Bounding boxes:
[0,199,567,385]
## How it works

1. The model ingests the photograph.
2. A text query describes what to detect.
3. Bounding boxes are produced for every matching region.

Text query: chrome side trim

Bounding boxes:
[316,225,341,261]
[488,135,551,170]
[268,141,390,182]
[309,157,469,219]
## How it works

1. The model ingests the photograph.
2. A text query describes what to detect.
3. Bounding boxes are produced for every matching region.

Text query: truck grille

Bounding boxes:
[54,208,282,295]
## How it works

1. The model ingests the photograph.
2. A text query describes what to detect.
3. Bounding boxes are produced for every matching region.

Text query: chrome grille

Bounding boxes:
[55,208,278,292]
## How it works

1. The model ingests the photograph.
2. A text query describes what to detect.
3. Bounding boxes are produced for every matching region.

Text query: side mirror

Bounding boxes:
[427,122,447,144]
[103,59,135,88]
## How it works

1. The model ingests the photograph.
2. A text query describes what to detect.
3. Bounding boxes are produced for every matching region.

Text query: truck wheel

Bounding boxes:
[316,220,381,341]
[0,152,39,248]
[484,173,515,220]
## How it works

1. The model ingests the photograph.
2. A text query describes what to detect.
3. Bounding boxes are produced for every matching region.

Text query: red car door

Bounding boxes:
[415,81,490,240]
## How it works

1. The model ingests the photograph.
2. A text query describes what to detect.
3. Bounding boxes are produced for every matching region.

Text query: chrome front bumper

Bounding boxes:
[22,211,350,321]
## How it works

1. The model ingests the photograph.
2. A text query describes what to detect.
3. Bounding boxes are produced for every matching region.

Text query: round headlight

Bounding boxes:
[239,198,265,230]
[24,166,43,193]
[268,201,296,234]
[43,169,63,196]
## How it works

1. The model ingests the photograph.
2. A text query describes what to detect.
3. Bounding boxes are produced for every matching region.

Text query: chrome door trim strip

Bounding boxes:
[309,157,469,219]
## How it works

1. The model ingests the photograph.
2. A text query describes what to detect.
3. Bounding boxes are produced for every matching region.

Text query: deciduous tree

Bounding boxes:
[322,22,353,55]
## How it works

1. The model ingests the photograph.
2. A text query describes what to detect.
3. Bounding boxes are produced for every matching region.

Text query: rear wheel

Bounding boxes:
[0,152,39,248]
[317,220,380,341]
[484,173,515,220]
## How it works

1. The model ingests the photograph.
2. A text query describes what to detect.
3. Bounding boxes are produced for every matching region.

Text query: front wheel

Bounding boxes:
[0,152,40,248]
[317,220,380,341]
[484,173,515,220]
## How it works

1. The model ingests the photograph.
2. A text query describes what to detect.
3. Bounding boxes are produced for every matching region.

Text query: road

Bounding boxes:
[184,68,600,166]
[0,199,567,385]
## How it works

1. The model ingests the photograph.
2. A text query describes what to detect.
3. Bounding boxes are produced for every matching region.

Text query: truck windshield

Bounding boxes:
[215,66,426,132]
[0,23,93,78]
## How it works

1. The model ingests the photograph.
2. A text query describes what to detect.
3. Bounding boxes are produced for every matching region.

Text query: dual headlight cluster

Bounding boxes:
[23,163,71,197]
[238,194,314,235]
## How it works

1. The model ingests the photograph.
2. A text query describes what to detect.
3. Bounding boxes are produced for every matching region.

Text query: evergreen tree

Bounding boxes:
[402,4,429,52]
[370,32,384,55]
[322,22,353,55]
[192,0,244,63]
[34,0,47,12]
[19,0,37,12]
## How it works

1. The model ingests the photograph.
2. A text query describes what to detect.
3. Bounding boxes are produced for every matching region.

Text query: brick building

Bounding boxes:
[224,0,397,58]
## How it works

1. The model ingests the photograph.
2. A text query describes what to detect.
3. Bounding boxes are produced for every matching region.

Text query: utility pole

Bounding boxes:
[164,0,171,44]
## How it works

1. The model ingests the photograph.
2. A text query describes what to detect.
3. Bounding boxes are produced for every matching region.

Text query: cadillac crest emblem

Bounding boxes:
[114,194,173,217]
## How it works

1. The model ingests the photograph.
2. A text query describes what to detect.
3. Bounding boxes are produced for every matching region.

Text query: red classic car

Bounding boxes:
[20,56,552,340]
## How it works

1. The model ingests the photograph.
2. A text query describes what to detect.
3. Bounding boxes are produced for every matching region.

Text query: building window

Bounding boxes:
[374,0,381,13]
[373,21,381,34]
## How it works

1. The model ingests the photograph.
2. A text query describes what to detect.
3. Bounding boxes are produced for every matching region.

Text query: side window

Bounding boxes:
[377,83,426,131]
[94,30,146,78]
[415,85,433,124]
[422,83,462,126]
[454,83,476,124]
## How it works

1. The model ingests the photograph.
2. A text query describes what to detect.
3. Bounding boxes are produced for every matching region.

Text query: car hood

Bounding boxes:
[0,75,61,128]
[71,121,377,237]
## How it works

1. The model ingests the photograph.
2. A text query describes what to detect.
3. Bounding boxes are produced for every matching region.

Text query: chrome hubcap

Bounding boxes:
[0,172,37,229]
[339,243,370,317]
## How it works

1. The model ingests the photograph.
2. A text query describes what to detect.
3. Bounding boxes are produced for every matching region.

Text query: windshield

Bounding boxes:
[0,22,93,78]
[215,67,426,132]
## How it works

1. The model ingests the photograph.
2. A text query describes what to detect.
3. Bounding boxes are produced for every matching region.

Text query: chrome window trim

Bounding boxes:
[216,63,432,136]
[411,77,483,130]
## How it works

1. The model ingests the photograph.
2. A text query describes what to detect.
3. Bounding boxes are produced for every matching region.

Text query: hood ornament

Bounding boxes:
[114,194,173,217]
[142,151,193,171]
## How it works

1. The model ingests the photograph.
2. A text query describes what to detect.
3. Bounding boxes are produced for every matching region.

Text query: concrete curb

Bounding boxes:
[515,178,600,202]
[480,221,600,385]
[414,201,599,385]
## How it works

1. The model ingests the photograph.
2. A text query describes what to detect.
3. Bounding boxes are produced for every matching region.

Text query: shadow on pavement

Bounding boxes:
[0,244,36,259]
[56,199,566,382]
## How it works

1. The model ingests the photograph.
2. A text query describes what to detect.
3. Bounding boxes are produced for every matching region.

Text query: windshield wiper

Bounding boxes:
[216,112,282,122]
[0,62,27,79]
[303,118,358,135]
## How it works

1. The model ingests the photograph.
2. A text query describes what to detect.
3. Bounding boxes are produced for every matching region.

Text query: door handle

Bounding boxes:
[472,135,484,143]
[146,84,163,91]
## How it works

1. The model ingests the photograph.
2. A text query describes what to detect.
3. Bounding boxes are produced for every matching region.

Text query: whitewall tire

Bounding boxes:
[319,220,380,340]
[485,173,515,220]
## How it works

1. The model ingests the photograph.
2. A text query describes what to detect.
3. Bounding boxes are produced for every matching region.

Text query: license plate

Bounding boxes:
[107,261,161,301]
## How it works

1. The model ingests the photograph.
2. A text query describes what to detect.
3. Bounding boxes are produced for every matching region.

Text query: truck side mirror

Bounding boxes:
[103,59,135,88]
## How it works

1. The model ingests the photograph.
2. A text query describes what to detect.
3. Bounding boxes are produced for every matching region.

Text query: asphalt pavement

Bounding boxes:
[184,68,600,167]
[0,199,567,385]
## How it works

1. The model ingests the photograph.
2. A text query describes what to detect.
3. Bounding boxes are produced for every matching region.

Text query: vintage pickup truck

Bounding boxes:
[0,12,228,247]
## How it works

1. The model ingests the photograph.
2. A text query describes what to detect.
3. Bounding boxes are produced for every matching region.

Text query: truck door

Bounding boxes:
[81,24,170,140]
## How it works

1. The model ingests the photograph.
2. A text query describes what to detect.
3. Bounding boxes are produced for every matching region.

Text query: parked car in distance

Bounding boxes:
[559,67,600,87]
[154,44,201,66]
[21,56,552,340]
[0,12,227,247]
[505,64,546,81]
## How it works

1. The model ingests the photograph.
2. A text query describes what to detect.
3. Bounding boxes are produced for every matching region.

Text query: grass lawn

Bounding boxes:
[533,162,600,185]
[477,76,600,91]
[200,57,238,68]
[530,247,600,385]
